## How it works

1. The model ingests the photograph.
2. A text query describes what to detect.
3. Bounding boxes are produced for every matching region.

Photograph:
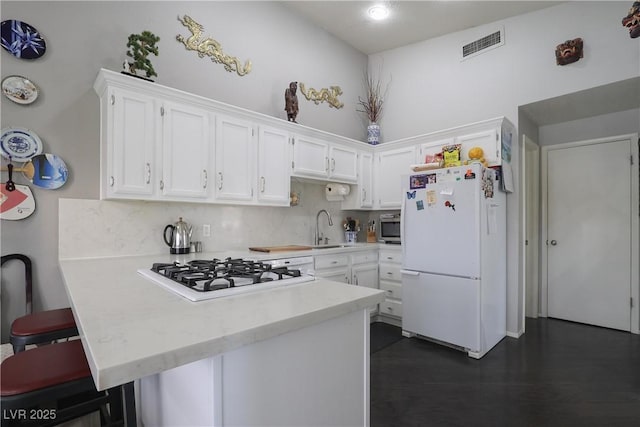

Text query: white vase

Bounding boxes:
[367,122,381,145]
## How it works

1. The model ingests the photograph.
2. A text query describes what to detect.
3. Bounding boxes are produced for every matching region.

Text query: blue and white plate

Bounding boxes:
[0,127,43,161]
[1,20,46,59]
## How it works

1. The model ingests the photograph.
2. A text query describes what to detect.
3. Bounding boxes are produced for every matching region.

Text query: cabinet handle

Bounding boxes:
[218,172,223,190]
[387,290,393,296]
[110,95,115,105]
[388,306,393,312]
[145,163,151,184]
[345,275,350,283]
[109,176,115,187]
[387,271,393,275]
[386,256,393,260]
[260,176,266,192]
[160,180,164,190]
[354,275,358,286]
[325,157,329,172]
[331,260,338,264]
[362,188,366,202]
[202,170,208,188]
[331,158,335,171]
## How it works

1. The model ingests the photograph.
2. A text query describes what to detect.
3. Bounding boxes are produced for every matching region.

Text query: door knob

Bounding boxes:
[550,240,557,246]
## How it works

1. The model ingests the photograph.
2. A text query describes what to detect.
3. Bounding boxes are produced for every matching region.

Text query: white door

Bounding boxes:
[546,137,633,331]
[161,101,211,199]
[215,115,255,202]
[257,126,290,206]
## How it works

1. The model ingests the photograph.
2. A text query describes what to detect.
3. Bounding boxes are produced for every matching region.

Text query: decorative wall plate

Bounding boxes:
[1,19,47,59]
[22,153,69,190]
[2,75,39,104]
[0,183,35,220]
[0,127,43,160]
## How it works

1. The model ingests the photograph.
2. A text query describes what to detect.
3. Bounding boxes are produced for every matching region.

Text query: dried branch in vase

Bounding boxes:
[357,70,389,123]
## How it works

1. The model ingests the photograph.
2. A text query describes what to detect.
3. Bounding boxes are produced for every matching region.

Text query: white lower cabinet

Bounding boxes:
[314,253,350,283]
[378,247,403,321]
[315,250,379,316]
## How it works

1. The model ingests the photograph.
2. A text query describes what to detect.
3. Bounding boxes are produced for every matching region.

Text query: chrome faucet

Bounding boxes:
[315,209,333,245]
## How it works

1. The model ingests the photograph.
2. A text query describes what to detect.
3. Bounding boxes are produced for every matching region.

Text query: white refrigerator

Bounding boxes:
[400,163,506,359]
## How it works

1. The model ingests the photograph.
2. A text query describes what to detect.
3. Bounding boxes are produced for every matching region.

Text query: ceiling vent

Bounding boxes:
[461,27,504,60]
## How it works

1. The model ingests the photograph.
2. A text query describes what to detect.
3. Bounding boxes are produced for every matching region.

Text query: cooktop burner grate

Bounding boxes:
[145,257,308,296]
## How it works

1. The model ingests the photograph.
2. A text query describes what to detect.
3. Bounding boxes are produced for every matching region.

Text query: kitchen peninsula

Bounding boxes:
[59,252,385,426]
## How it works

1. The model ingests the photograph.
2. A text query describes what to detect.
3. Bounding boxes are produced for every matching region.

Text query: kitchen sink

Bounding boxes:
[311,244,349,249]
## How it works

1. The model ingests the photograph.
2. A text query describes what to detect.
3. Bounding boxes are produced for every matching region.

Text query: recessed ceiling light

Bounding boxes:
[367,4,390,21]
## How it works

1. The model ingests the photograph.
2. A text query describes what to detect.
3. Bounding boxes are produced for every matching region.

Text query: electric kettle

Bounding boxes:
[163,217,193,254]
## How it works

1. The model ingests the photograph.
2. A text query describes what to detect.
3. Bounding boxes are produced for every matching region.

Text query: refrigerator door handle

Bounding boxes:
[400,270,419,276]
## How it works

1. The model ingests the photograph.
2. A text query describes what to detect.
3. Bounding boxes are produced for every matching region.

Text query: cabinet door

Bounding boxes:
[161,101,211,199]
[257,126,291,206]
[359,152,374,208]
[215,115,255,202]
[418,138,455,164]
[375,146,416,208]
[456,128,500,166]
[291,135,329,179]
[351,264,379,289]
[316,268,350,284]
[329,145,357,183]
[107,88,155,197]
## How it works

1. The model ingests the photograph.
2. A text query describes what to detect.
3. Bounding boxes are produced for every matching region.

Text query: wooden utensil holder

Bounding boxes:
[366,231,376,243]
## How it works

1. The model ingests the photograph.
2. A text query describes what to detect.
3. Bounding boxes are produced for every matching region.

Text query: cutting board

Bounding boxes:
[249,245,313,253]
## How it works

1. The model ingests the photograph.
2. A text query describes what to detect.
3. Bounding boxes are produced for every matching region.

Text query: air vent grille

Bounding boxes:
[461,28,504,60]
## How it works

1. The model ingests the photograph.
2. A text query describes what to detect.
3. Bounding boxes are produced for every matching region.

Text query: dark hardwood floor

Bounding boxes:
[370,318,640,427]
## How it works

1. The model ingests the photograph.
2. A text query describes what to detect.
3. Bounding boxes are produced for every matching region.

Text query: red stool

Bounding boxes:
[1,254,79,353]
[0,340,127,426]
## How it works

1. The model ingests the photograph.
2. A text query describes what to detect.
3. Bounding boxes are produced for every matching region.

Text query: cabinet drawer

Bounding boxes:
[351,251,378,265]
[379,264,402,282]
[315,254,349,270]
[380,300,403,318]
[379,249,402,264]
[379,280,402,300]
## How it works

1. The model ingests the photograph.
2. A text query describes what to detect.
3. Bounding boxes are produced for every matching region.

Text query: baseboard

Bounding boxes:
[506,329,524,339]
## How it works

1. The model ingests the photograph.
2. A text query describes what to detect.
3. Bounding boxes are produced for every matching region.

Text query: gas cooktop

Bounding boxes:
[138,257,315,301]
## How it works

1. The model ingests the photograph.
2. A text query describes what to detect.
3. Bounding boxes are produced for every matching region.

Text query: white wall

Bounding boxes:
[539,108,640,145]
[369,1,639,335]
[0,1,367,333]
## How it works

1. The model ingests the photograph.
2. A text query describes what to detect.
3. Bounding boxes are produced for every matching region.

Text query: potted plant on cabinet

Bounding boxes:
[357,70,388,145]
[122,31,160,81]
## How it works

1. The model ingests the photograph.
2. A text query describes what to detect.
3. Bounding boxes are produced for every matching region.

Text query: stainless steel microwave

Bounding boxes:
[380,214,401,243]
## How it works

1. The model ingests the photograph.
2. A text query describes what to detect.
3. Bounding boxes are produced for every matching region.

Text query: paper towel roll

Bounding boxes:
[325,183,350,201]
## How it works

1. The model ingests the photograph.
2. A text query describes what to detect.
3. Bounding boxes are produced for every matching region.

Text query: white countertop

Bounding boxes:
[59,252,386,390]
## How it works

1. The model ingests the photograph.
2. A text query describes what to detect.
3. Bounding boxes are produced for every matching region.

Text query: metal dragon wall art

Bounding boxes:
[176,15,252,76]
[299,83,344,109]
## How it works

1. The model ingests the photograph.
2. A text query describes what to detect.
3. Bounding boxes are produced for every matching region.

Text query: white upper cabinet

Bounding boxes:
[329,145,358,182]
[291,135,329,179]
[102,87,156,199]
[257,126,291,206]
[215,115,255,202]
[418,128,503,167]
[375,146,416,209]
[291,135,358,184]
[160,100,212,199]
[342,151,373,210]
